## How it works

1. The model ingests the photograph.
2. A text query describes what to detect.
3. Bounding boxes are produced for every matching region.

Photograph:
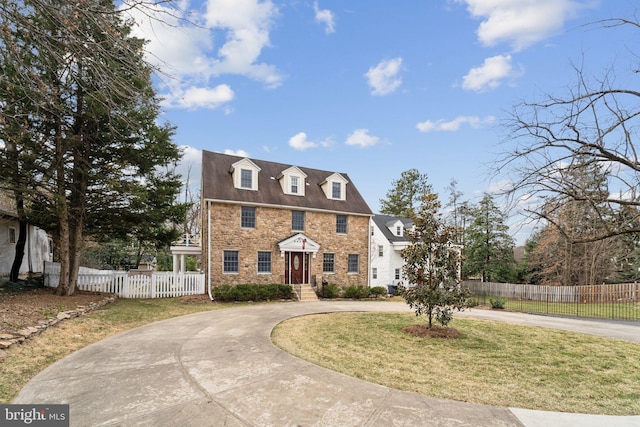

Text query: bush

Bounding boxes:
[343,285,369,300]
[467,297,480,307]
[490,296,507,309]
[322,283,340,299]
[212,284,293,302]
[369,286,387,298]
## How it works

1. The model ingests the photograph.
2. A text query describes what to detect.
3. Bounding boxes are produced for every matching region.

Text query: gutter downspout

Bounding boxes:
[207,200,213,301]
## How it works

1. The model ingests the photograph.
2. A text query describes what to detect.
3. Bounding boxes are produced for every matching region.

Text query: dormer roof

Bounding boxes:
[201,151,372,216]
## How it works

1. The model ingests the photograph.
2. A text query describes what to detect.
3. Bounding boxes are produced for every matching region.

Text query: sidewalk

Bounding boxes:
[13,301,640,426]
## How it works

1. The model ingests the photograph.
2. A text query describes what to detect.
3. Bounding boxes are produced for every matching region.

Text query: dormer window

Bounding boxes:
[278,166,307,196]
[332,182,341,199]
[396,225,402,236]
[240,169,253,189]
[321,173,348,201]
[231,158,261,191]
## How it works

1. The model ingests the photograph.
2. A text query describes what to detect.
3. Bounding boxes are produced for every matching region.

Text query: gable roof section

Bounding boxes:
[202,151,373,215]
[372,214,412,243]
[0,189,17,218]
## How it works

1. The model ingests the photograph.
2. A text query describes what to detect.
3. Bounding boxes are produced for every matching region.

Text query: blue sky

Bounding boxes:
[126,0,638,244]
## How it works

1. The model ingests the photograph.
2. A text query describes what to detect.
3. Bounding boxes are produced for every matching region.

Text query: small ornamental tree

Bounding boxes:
[401,191,469,328]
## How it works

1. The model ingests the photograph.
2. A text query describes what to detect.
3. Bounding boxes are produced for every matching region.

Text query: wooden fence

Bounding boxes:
[463,281,640,321]
[44,262,205,298]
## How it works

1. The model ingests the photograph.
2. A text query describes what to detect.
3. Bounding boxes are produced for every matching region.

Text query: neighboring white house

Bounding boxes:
[369,214,413,290]
[369,214,463,291]
[0,191,52,277]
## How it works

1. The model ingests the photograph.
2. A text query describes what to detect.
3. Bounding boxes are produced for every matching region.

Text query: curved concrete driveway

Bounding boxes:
[14,301,640,427]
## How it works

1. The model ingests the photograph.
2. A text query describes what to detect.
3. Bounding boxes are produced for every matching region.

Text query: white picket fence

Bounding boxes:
[44,262,205,298]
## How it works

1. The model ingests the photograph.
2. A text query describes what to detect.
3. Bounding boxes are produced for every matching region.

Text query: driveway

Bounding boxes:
[13,301,640,426]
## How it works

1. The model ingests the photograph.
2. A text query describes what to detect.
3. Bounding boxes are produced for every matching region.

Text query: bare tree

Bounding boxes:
[496,16,640,244]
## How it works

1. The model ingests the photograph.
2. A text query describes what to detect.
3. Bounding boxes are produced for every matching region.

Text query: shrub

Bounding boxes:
[322,283,340,299]
[212,284,293,302]
[343,285,369,300]
[467,297,480,307]
[489,296,507,309]
[369,286,387,298]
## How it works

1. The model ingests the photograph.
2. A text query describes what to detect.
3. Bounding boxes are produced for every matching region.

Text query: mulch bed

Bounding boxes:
[402,324,461,339]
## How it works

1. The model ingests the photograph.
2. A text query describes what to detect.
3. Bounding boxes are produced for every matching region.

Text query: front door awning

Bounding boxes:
[278,233,320,258]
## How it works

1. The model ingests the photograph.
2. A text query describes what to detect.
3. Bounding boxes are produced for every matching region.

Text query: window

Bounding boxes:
[323,253,335,273]
[241,206,256,228]
[348,254,359,273]
[290,176,299,194]
[8,227,16,244]
[223,251,239,273]
[332,182,341,199]
[292,211,305,231]
[257,251,272,273]
[240,169,253,189]
[395,268,401,280]
[370,226,374,236]
[336,215,347,234]
[378,245,383,257]
[396,226,402,236]
[372,268,378,279]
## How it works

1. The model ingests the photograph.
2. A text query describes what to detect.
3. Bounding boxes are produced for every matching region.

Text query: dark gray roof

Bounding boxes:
[201,151,373,216]
[372,214,413,243]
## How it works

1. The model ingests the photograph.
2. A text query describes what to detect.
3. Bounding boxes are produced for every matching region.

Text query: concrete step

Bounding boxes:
[297,284,318,301]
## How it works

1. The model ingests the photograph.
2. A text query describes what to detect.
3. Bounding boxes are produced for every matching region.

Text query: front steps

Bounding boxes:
[296,284,318,301]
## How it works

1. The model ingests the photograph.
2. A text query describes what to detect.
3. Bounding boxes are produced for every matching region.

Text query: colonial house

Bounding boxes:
[0,190,52,278]
[369,214,413,290]
[201,151,373,296]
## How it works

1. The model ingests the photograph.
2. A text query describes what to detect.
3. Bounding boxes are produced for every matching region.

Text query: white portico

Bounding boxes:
[278,233,319,285]
[170,234,202,273]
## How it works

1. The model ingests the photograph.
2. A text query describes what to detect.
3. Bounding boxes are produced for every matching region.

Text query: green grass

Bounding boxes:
[272,312,640,415]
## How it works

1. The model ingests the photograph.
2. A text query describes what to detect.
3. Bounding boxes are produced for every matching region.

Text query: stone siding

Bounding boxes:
[205,202,369,287]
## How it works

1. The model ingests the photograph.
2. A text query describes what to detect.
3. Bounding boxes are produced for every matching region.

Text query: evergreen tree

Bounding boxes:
[379,169,431,217]
[463,193,515,282]
[1,0,185,294]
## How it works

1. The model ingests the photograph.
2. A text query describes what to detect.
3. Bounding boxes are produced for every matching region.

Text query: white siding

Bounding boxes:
[0,218,51,276]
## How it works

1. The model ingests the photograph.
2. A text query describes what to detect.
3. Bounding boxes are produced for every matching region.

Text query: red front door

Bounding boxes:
[286,252,308,284]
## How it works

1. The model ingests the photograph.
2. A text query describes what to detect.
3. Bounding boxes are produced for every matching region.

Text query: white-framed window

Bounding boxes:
[323,253,335,273]
[372,268,377,279]
[257,251,272,273]
[332,182,341,199]
[292,211,305,231]
[223,251,239,273]
[336,215,347,234]
[241,206,256,228]
[347,254,359,274]
[240,169,253,189]
[290,176,299,194]
[395,268,401,280]
[396,225,402,236]
[8,227,16,244]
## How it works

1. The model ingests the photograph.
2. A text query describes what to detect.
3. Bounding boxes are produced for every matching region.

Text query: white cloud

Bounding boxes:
[123,0,283,111]
[164,85,235,110]
[205,0,283,88]
[224,149,249,157]
[313,2,336,34]
[462,54,516,92]
[416,115,495,132]
[364,57,403,96]
[175,145,202,197]
[345,129,381,147]
[289,132,319,151]
[460,0,586,51]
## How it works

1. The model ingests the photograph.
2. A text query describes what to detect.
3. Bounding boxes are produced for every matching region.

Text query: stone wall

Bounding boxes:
[205,203,370,287]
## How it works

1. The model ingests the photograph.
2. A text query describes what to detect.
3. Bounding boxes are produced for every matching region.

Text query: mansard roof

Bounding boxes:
[201,151,373,216]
